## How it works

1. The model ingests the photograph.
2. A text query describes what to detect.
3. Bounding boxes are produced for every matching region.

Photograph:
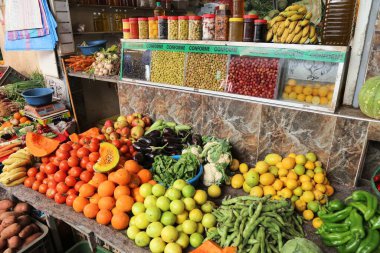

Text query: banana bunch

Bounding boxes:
[0,148,32,186]
[266,5,318,44]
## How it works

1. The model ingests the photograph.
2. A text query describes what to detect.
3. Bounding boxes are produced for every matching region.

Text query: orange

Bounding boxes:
[108,172,117,183]
[128,174,141,189]
[19,117,28,124]
[148,180,157,185]
[90,193,101,204]
[98,196,116,210]
[112,207,124,215]
[111,212,130,230]
[13,112,21,120]
[73,196,89,213]
[79,184,96,198]
[114,186,130,199]
[98,180,116,197]
[325,185,334,196]
[114,169,131,186]
[116,195,134,212]
[96,209,112,225]
[132,188,144,203]
[124,160,141,174]
[83,203,99,219]
[89,173,107,187]
[282,157,296,170]
[137,169,152,183]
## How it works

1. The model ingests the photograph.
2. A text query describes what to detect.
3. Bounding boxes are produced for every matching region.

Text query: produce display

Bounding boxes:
[89,45,120,77]
[358,76,380,119]
[150,51,186,86]
[0,148,32,186]
[64,55,95,72]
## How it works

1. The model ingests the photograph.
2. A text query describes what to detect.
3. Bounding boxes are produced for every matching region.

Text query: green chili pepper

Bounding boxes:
[356,229,380,253]
[337,235,361,253]
[317,222,350,233]
[370,214,380,230]
[348,209,365,239]
[327,199,346,212]
[320,230,352,247]
[319,206,353,223]
[346,190,378,221]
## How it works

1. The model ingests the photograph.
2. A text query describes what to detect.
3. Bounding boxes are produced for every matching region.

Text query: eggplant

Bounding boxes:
[165,143,184,152]
[1,134,12,140]
[145,130,161,138]
[163,128,176,136]
[192,134,202,146]
[132,142,150,152]
[144,153,156,160]
[177,130,190,138]
[138,136,158,146]
[133,152,145,164]
[162,136,182,145]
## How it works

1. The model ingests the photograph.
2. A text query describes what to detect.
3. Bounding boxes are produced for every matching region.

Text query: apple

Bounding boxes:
[132,112,142,119]
[117,116,128,123]
[104,133,110,140]
[112,139,121,149]
[101,126,107,134]
[105,126,114,135]
[115,121,128,129]
[121,127,130,137]
[126,114,135,124]
[104,120,113,128]
[131,119,145,128]
[109,132,120,141]
[116,128,122,134]
[142,116,152,127]
[131,126,144,139]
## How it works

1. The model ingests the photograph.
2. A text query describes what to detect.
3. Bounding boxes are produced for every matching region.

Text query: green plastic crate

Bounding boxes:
[66,241,111,253]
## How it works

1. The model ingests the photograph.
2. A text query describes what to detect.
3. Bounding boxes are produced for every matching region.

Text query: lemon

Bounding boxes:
[312,88,319,96]
[318,87,329,97]
[313,190,324,201]
[294,165,305,175]
[193,190,207,205]
[314,173,325,184]
[301,181,313,191]
[305,95,313,103]
[304,161,315,170]
[284,85,292,93]
[293,186,303,197]
[297,94,306,102]
[268,166,279,177]
[286,179,298,190]
[315,184,326,193]
[229,159,240,171]
[279,188,292,198]
[243,182,252,193]
[288,153,296,158]
[250,186,263,197]
[264,154,282,166]
[255,161,269,174]
[305,170,315,178]
[239,163,249,173]
[207,185,221,198]
[320,97,328,105]
[231,174,244,189]
[279,177,288,185]
[305,152,317,162]
[312,217,323,229]
[312,96,320,105]
[301,191,315,203]
[278,168,288,177]
[272,179,284,191]
[289,92,297,100]
[260,173,275,186]
[263,186,276,196]
[303,210,314,221]
[294,85,303,94]
[272,195,281,200]
[282,157,296,170]
[288,79,297,86]
[295,199,306,212]
[295,155,306,165]
[287,170,298,180]
[276,162,284,170]
[327,91,333,100]
[320,195,328,204]
[303,86,313,96]
[299,175,311,183]
[315,161,322,167]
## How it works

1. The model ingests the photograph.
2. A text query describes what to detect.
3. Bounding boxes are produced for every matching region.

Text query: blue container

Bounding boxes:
[21,88,54,106]
[78,40,107,56]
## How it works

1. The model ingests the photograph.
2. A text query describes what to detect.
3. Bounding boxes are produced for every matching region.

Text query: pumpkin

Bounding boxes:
[80,127,100,138]
[190,240,222,253]
[93,142,119,173]
[358,76,380,119]
[69,133,79,143]
[26,132,60,157]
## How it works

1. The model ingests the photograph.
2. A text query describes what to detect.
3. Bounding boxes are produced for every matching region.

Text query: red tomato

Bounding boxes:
[91,138,99,145]
[56,150,70,160]
[41,157,50,164]
[54,171,67,183]
[79,137,91,146]
[125,139,132,146]
[59,143,72,152]
[69,167,82,178]
[69,150,78,158]
[86,162,95,172]
[35,172,46,182]
[119,145,128,154]
[54,193,66,204]
[67,188,78,196]
[74,181,85,192]
[32,181,42,191]
[66,194,76,206]
[65,175,77,187]
[38,184,48,194]
[27,167,38,177]
[46,188,57,199]
[112,140,121,149]
[96,135,106,141]
[80,171,93,183]
[68,157,79,167]
[80,157,90,169]
[129,146,135,154]
[52,157,62,167]
[89,152,100,162]
[47,174,55,181]
[49,156,55,162]
[42,178,49,185]
[24,177,36,188]
[48,180,57,189]
[77,147,90,158]
[59,160,70,172]
[72,143,82,150]
[56,182,69,194]
[89,142,99,152]
[39,164,46,173]
[45,163,58,175]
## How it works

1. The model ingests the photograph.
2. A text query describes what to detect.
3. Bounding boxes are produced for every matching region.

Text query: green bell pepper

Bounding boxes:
[346,190,378,221]
[327,199,346,212]
[349,209,365,239]
[356,229,380,253]
[318,206,352,223]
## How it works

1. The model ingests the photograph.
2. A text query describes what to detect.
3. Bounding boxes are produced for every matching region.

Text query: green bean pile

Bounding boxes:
[206,195,304,253]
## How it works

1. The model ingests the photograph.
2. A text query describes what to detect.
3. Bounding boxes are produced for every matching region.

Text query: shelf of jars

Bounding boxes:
[120,39,348,113]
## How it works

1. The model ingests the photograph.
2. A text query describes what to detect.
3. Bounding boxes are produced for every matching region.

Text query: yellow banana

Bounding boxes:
[4,172,27,184]
[309,25,316,39]
[4,160,30,171]
[310,35,318,44]
[289,21,297,32]
[297,7,307,15]
[266,29,273,42]
[302,25,310,37]
[273,34,278,43]
[272,22,280,34]
[284,19,291,27]
[292,32,303,43]
[2,157,29,166]
[281,11,298,18]
[300,36,308,44]
[300,19,309,27]
[5,177,27,187]
[286,32,296,43]
[272,15,285,24]
[281,29,290,43]
[285,5,301,12]
[277,22,286,37]
[294,24,302,34]
[305,12,312,20]
[6,167,26,174]
[289,14,304,21]
[9,152,31,161]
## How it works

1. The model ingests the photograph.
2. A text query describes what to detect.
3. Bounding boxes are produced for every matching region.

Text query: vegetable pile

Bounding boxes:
[317,190,380,252]
[206,195,304,252]
[89,45,120,76]
[64,55,95,72]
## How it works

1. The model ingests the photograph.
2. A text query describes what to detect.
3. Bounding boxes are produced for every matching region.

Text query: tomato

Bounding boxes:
[24,177,36,188]
[52,157,62,167]
[39,164,46,173]
[77,147,90,158]
[96,135,106,141]
[80,171,93,183]
[54,193,66,204]
[89,152,100,162]
[91,138,99,145]
[119,145,128,154]
[80,157,90,169]
[74,181,85,192]
[69,167,82,178]
[68,157,79,167]
[49,156,55,162]
[79,137,91,146]
[45,163,58,175]
[47,174,55,181]
[86,162,95,172]
[32,181,42,191]
[72,143,82,150]
[66,194,76,206]
[67,188,78,196]
[54,171,67,183]
[41,157,50,164]
[47,179,57,189]
[59,143,72,152]
[129,146,135,154]
[112,140,121,149]
[38,184,48,194]
[59,160,70,172]
[124,153,132,160]
[65,175,77,187]
[69,150,78,158]
[56,150,70,160]
[89,142,100,152]
[56,182,69,194]
[42,178,49,185]
[46,188,57,199]
[35,172,46,182]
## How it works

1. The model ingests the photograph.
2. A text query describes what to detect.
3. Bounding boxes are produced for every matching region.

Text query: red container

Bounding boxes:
[129,18,139,39]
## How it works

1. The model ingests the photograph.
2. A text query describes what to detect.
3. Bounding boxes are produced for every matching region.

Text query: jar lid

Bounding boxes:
[188,16,202,20]
[129,17,138,21]
[243,14,258,19]
[254,19,267,24]
[229,17,243,22]
[138,17,148,21]
[158,16,168,19]
[122,19,129,22]
[148,17,158,20]
[168,16,178,20]
[123,29,130,32]
[178,16,188,20]
[203,14,215,18]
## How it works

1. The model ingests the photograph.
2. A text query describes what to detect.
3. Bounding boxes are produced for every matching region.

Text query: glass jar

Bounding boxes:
[158,16,168,39]
[178,16,188,40]
[138,17,149,39]
[229,17,243,41]
[168,16,178,40]
[129,17,139,39]
[253,19,267,42]
[188,16,201,40]
[243,14,257,42]
[139,0,149,7]
[122,18,130,38]
[101,11,110,31]
[202,14,215,40]
[232,0,243,17]
[215,5,230,41]
[148,17,158,39]
[149,0,156,8]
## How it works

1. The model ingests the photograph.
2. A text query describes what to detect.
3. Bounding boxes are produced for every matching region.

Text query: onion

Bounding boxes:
[102,69,109,75]
[97,63,104,69]
[105,63,113,70]
[98,53,105,60]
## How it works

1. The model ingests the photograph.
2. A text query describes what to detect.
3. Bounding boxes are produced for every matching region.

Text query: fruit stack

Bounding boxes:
[0,148,32,186]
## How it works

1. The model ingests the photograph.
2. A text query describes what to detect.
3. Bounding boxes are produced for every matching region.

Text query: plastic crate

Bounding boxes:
[19,219,54,253]
[66,241,112,253]
[0,66,28,86]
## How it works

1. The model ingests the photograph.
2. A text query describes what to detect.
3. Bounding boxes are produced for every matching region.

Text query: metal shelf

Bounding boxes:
[73,31,122,35]
[69,3,186,12]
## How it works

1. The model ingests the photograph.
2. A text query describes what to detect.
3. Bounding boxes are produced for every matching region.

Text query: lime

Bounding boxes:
[207,185,222,198]
[189,233,204,248]
[139,183,153,198]
[176,232,189,249]
[132,202,146,216]
[126,225,140,240]
[294,165,305,176]
[129,216,136,226]
[182,220,197,235]
[152,184,166,197]
[146,206,162,222]
[201,201,215,213]
[146,222,164,238]
[295,155,306,165]
[182,185,195,198]
[197,223,204,234]
[314,167,324,174]
[290,195,299,202]
[183,198,196,211]
[202,213,216,228]
[176,211,188,224]
[144,195,158,208]
[269,166,279,177]
[135,231,151,247]
[189,208,203,222]
[306,152,317,162]
[307,201,320,213]
[135,213,150,229]
[173,179,187,191]
[193,190,207,205]
[164,243,182,253]
[150,237,166,253]
[165,188,182,201]
[161,225,179,243]
[245,170,260,187]
[161,211,176,226]
[170,199,185,215]
[156,196,171,211]
[176,224,183,232]
[293,186,303,197]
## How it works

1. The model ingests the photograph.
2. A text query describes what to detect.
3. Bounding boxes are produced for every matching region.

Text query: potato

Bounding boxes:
[1,223,21,240]
[0,238,6,249]
[19,224,37,239]
[13,203,30,214]
[3,248,15,253]
[7,236,21,249]
[1,216,16,228]
[16,215,31,227]
[0,212,21,222]
[22,232,42,247]
[0,200,14,211]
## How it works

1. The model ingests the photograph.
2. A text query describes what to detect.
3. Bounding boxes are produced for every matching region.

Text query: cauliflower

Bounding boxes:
[182,145,203,162]
[202,163,227,186]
